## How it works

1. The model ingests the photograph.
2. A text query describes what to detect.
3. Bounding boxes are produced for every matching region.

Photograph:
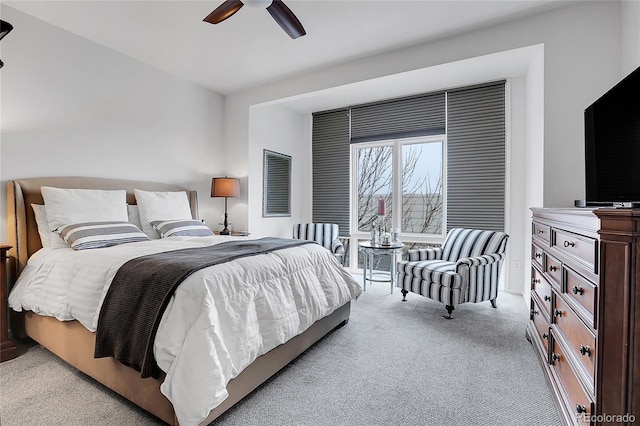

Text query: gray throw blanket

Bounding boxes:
[94,237,314,378]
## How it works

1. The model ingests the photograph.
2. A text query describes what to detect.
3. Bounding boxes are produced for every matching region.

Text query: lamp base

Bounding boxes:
[220,211,231,235]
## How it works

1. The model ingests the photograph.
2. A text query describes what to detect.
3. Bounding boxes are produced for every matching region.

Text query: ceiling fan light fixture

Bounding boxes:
[244,0,273,9]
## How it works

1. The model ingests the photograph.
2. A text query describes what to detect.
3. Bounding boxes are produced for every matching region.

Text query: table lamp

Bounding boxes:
[211,177,240,235]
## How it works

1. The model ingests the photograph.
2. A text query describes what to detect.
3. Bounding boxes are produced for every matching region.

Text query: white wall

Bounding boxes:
[245,104,311,237]
[508,76,528,297]
[622,0,640,73]
[0,6,226,240]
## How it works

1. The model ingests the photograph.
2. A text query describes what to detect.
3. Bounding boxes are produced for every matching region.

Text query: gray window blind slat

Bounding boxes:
[350,92,446,143]
[446,81,506,232]
[263,150,291,216]
[312,109,351,236]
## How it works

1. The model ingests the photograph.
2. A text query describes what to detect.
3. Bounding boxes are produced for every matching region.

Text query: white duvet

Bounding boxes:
[8,235,362,425]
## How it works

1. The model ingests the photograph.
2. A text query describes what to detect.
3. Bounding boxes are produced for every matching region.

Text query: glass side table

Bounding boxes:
[358,240,404,294]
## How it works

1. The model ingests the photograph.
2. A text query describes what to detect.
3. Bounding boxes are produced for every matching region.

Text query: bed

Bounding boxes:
[5,176,361,425]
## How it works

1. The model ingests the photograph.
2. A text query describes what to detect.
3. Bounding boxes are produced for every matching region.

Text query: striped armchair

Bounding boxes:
[397,228,509,319]
[292,223,345,265]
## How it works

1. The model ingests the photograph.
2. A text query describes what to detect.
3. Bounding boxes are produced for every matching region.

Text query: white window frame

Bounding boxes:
[348,134,447,273]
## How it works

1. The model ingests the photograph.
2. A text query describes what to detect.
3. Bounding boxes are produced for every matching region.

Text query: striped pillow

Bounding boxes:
[150,219,214,238]
[58,221,150,250]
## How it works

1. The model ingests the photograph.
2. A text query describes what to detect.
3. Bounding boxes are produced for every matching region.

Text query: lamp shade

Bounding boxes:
[211,177,240,198]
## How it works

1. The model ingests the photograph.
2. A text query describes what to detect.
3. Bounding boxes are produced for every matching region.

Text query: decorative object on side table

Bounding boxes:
[377,197,392,245]
[0,244,16,362]
[370,218,379,245]
[211,177,240,235]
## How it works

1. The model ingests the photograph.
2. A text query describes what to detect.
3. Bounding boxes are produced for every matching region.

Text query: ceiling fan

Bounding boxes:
[203,0,306,39]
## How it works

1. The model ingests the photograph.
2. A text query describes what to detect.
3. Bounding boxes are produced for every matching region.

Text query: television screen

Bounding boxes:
[585,66,640,204]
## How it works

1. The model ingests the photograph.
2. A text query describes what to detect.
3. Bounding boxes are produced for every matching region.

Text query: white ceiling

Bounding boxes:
[5,0,573,95]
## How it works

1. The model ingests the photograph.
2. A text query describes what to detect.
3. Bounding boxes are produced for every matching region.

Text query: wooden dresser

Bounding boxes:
[528,208,639,425]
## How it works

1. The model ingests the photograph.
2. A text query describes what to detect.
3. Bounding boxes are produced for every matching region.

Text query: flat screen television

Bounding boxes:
[584,65,640,206]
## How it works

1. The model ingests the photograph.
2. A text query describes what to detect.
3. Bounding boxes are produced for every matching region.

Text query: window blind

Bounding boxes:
[446,81,506,232]
[350,92,446,143]
[312,109,351,236]
[263,150,291,217]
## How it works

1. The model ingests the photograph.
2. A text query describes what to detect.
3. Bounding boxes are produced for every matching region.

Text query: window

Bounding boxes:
[263,150,291,217]
[401,140,443,235]
[353,135,445,240]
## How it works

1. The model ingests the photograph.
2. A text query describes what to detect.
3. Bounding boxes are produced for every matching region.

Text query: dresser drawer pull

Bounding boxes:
[532,278,540,284]
[542,332,549,339]
[544,295,551,302]
[537,229,544,234]
[552,353,561,363]
[535,253,541,258]
[549,265,558,272]
[554,309,563,318]
[576,404,587,414]
[530,309,538,316]
[572,285,584,295]
[564,241,576,248]
[579,345,591,357]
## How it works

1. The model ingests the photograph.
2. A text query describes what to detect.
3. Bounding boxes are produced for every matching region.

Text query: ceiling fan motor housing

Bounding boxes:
[244,0,273,9]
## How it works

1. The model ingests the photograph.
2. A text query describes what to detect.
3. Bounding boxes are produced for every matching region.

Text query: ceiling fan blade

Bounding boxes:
[266,0,306,39]
[0,20,13,41]
[203,0,244,24]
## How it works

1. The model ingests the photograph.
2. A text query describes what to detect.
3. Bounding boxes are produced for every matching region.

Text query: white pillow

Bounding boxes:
[41,187,128,232]
[31,204,69,249]
[134,189,193,239]
[127,205,143,230]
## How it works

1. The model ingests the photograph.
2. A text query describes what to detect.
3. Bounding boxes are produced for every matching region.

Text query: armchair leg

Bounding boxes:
[490,298,497,308]
[401,289,408,302]
[444,305,454,319]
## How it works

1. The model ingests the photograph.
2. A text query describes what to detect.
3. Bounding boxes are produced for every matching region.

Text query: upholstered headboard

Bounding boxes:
[6,177,198,280]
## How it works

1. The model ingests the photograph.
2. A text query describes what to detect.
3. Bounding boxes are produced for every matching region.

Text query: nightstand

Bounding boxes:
[214,231,251,236]
[0,244,16,362]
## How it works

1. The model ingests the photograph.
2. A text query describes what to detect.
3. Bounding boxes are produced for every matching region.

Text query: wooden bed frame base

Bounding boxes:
[7,177,353,425]
[23,303,350,425]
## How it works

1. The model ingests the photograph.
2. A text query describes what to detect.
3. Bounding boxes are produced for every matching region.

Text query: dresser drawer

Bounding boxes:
[531,267,552,316]
[565,267,597,328]
[550,333,594,425]
[532,243,544,270]
[552,228,597,275]
[544,253,562,290]
[533,221,551,243]
[553,295,596,387]
[531,298,550,359]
